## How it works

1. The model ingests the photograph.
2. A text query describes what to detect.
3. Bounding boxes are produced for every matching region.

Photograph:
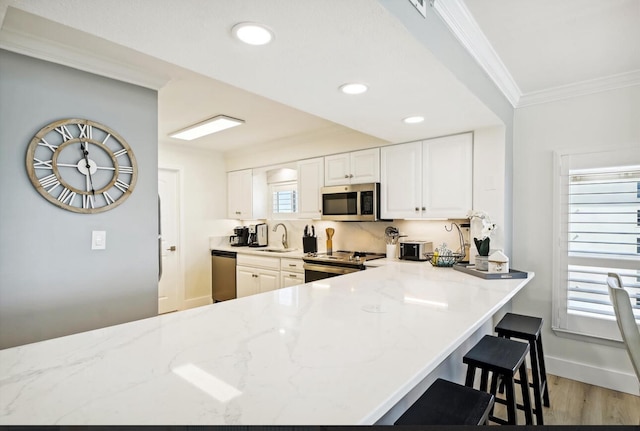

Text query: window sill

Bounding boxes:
[552,326,625,348]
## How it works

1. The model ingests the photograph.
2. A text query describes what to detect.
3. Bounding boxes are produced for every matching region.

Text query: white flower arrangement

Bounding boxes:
[467,210,496,239]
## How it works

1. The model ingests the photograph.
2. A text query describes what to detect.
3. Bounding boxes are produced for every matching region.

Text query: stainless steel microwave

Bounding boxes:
[321,183,382,221]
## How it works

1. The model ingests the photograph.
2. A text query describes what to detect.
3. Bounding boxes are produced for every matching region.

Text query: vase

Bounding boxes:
[474,237,490,256]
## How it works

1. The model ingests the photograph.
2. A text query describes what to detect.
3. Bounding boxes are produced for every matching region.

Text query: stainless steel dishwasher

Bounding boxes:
[211,250,237,302]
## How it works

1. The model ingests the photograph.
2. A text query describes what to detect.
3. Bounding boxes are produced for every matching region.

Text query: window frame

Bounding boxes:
[552,147,640,342]
[269,180,298,220]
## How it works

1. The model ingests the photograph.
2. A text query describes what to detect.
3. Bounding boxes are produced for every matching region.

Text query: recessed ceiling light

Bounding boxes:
[339,83,368,95]
[170,115,244,141]
[403,116,425,124]
[232,22,274,45]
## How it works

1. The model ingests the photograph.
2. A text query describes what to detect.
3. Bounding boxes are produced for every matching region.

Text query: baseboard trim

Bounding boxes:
[183,295,212,310]
[546,355,639,396]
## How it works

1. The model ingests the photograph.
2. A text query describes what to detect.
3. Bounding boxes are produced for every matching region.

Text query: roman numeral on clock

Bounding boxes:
[114,179,130,193]
[39,174,60,192]
[33,158,53,170]
[77,124,93,139]
[103,191,115,205]
[83,194,94,209]
[58,188,76,205]
[37,138,58,152]
[54,125,73,141]
[119,166,134,174]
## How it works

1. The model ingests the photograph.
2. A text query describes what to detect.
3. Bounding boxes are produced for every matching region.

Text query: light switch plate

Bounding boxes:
[92,230,106,250]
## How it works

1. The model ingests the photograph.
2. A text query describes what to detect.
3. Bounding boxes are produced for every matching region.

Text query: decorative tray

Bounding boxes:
[453,263,528,279]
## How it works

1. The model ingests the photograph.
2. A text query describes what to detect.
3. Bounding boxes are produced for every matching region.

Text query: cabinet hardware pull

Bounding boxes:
[349,174,354,178]
[289,264,296,267]
[290,274,297,278]
[344,174,349,178]
[415,207,419,211]
[421,207,426,211]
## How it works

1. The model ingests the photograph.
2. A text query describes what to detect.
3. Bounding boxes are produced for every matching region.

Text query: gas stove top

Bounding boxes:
[303,250,386,266]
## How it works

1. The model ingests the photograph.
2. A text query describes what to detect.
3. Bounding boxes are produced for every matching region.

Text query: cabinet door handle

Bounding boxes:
[349,174,354,178]
[290,274,297,278]
[415,207,419,211]
[289,264,297,267]
[344,174,349,178]
[421,207,426,211]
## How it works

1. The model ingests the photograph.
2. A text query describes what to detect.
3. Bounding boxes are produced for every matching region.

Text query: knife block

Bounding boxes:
[303,236,317,254]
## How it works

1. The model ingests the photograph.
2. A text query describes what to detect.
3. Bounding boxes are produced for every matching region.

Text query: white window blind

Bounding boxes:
[553,148,640,341]
[271,182,297,215]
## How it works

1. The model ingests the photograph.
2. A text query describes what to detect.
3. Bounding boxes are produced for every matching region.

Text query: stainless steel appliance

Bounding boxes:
[303,250,386,282]
[399,241,433,261]
[248,223,268,247]
[229,226,249,246]
[321,183,382,221]
[211,250,237,302]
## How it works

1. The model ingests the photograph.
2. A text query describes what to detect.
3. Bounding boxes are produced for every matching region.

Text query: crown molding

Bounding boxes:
[432,0,521,107]
[0,26,170,90]
[517,70,640,108]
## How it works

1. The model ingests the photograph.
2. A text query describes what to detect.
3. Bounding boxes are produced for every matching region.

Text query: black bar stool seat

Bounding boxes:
[394,378,495,425]
[495,312,550,425]
[463,335,534,425]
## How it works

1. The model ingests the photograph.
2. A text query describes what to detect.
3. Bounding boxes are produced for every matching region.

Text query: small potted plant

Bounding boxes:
[467,210,496,270]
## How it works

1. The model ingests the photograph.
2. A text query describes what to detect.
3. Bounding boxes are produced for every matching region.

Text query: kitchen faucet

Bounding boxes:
[272,223,288,249]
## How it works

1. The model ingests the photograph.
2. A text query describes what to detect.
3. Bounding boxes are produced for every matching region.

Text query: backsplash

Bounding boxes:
[213,219,472,255]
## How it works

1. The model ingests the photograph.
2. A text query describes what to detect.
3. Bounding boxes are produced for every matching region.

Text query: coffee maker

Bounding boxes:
[248,223,268,247]
[229,226,249,246]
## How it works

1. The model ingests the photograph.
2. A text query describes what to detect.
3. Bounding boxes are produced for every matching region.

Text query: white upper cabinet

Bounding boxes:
[381,133,472,219]
[227,169,267,219]
[380,142,423,219]
[422,133,472,218]
[324,148,380,186]
[297,157,324,219]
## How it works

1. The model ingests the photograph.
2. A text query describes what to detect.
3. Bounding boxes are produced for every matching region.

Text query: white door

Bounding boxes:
[380,142,423,219]
[158,168,182,314]
[236,266,258,298]
[350,148,380,184]
[324,153,351,186]
[297,157,324,218]
[422,133,473,218]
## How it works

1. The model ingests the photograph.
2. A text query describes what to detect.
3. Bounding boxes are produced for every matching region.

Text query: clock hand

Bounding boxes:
[81,142,95,196]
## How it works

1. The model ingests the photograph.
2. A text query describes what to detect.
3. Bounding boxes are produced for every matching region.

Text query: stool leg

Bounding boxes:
[465,365,477,387]
[529,339,544,424]
[480,369,489,392]
[536,336,550,407]
[497,333,508,394]
[504,375,518,425]
[518,362,534,425]
[488,371,499,418]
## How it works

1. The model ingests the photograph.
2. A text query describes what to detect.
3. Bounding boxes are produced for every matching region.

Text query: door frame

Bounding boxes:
[159,165,186,312]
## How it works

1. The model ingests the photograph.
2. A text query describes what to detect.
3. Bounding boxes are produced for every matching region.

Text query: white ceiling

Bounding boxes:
[464,0,640,94]
[0,0,637,156]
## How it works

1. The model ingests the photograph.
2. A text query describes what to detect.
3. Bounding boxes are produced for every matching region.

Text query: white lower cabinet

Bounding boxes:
[236,254,304,298]
[236,254,281,298]
[281,271,304,288]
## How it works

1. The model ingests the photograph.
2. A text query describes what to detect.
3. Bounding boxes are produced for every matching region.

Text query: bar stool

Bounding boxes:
[495,313,550,425]
[463,335,534,425]
[394,378,495,425]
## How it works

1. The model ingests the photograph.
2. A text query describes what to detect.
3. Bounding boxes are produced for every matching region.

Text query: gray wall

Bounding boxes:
[378,0,515,259]
[0,50,158,348]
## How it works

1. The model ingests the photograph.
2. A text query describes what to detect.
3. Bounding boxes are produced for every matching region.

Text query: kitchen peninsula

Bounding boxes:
[0,261,533,425]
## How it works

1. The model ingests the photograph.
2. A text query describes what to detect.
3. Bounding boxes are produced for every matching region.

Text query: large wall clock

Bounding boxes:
[26,118,138,213]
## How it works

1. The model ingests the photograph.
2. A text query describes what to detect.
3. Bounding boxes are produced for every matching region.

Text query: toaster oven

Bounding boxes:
[399,241,433,261]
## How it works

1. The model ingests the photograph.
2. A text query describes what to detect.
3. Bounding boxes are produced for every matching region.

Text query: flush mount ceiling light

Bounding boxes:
[232,22,274,45]
[170,115,244,141]
[339,83,368,95]
[403,116,425,124]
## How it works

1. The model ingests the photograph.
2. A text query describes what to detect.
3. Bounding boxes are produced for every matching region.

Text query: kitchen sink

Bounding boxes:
[256,248,298,253]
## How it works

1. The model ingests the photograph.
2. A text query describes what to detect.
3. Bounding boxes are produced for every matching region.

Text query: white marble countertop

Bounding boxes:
[0,261,533,425]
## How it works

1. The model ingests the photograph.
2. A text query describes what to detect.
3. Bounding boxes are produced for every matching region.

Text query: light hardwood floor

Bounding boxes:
[491,374,640,425]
